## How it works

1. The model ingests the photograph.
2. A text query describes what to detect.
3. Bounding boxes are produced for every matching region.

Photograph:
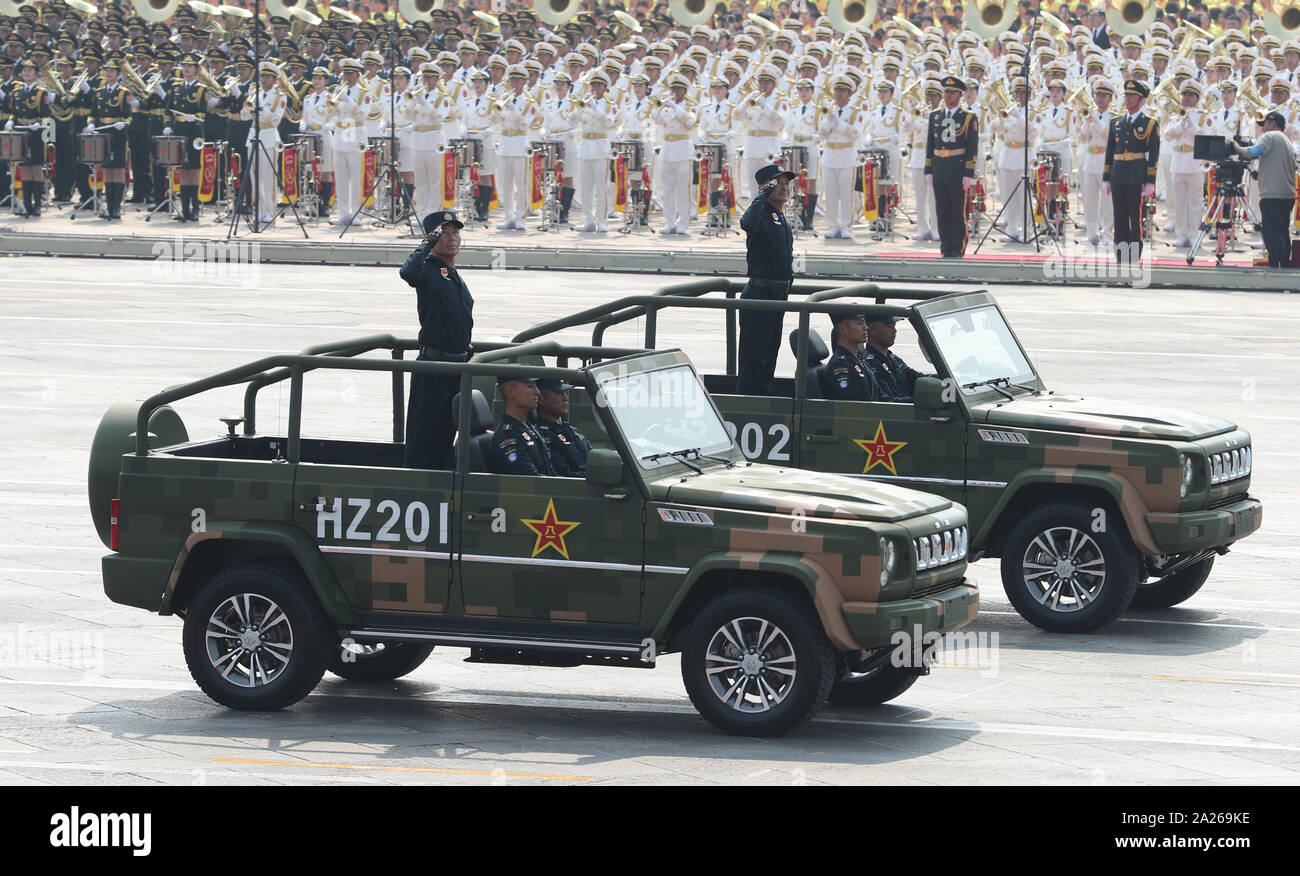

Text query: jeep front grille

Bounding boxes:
[914,526,967,571]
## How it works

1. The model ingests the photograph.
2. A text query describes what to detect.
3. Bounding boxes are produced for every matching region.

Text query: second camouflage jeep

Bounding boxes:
[89,337,975,737]
[515,281,1264,634]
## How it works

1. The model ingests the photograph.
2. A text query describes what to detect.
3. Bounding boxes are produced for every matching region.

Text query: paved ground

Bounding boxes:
[1,257,1297,785]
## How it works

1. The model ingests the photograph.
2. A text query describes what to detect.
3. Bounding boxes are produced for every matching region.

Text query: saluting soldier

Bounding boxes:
[925,75,979,258]
[1103,80,1160,265]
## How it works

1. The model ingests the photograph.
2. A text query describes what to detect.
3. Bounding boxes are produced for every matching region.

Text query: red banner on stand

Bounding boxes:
[697,155,710,214]
[613,154,627,212]
[361,148,376,207]
[1033,163,1047,224]
[442,151,457,207]
[862,161,878,221]
[281,146,299,203]
[198,145,217,202]
[530,152,544,211]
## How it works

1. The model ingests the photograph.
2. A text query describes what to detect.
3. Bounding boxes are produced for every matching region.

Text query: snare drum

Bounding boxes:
[779,145,808,177]
[694,142,726,177]
[1035,149,1062,181]
[860,147,889,181]
[0,130,29,162]
[152,135,186,166]
[528,139,564,171]
[76,132,110,164]
[292,133,320,168]
[611,139,644,172]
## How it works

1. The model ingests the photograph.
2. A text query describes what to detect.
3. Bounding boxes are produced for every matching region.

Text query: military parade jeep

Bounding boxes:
[89,336,976,736]
[515,281,1264,634]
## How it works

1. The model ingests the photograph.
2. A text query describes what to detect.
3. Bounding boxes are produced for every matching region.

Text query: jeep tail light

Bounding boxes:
[110,499,119,551]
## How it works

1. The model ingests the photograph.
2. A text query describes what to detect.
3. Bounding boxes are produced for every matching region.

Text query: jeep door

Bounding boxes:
[455,471,645,625]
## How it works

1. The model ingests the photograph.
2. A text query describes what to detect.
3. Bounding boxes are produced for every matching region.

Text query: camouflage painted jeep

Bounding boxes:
[515,281,1263,634]
[88,336,976,737]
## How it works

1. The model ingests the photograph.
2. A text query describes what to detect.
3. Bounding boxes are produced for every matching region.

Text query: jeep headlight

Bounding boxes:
[1179,454,1192,498]
[880,537,897,574]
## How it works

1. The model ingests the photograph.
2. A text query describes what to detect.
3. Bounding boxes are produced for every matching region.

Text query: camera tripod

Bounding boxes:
[1186,177,1256,266]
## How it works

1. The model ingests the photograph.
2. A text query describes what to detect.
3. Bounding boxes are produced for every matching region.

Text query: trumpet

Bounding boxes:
[326,83,345,106]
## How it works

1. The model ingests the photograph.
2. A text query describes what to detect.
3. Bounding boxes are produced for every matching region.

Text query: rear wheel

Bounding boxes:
[182,564,331,710]
[1131,556,1215,609]
[1000,502,1141,633]
[681,587,835,737]
[326,641,435,681]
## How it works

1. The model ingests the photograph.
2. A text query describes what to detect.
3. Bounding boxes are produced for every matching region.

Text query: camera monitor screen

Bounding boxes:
[1194,134,1229,162]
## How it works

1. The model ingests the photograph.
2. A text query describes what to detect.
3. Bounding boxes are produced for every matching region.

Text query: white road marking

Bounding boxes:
[976,609,1300,633]
[0,759,381,784]
[0,676,1295,753]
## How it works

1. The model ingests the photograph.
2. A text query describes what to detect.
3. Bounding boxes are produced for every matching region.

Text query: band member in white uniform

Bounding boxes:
[784,78,820,231]
[406,62,453,221]
[862,80,904,206]
[1079,79,1115,244]
[819,76,864,240]
[992,77,1037,243]
[1034,80,1075,183]
[459,69,496,221]
[328,58,372,226]
[1165,80,1209,247]
[493,65,540,230]
[250,61,288,225]
[654,73,698,235]
[574,70,617,233]
[300,66,335,218]
[737,65,786,200]
[542,71,578,223]
[908,81,942,241]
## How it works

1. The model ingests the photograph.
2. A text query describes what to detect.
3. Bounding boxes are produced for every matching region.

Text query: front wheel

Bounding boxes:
[1131,556,1215,609]
[1000,502,1141,633]
[326,641,435,681]
[182,565,332,710]
[681,588,835,737]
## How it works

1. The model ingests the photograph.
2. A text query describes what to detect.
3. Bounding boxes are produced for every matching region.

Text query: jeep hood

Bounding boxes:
[652,464,954,522]
[980,394,1235,441]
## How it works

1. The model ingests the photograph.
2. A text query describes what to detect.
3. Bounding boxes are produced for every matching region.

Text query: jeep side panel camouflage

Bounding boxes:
[516,285,1263,634]
[90,338,977,736]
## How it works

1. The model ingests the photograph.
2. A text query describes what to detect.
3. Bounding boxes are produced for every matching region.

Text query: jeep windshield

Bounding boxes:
[598,363,735,469]
[923,304,1038,395]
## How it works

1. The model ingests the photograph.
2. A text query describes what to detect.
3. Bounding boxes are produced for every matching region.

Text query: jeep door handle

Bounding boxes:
[805,433,839,444]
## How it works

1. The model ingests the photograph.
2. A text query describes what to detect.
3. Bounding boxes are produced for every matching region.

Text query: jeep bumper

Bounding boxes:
[841,582,979,649]
[102,553,173,612]
[1146,496,1263,555]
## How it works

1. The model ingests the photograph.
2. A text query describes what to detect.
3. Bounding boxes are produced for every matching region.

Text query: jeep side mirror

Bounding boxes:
[913,376,953,422]
[585,448,626,488]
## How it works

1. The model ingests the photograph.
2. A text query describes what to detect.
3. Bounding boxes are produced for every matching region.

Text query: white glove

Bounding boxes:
[185,113,198,122]
[154,85,166,98]
[113,121,126,130]
[79,80,91,94]
[28,122,41,131]
[4,119,12,131]
[128,98,139,109]
[84,122,96,132]
[162,126,172,136]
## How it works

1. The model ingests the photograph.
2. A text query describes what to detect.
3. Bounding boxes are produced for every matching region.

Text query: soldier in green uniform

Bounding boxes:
[1103,80,1160,266]
[824,313,882,402]
[488,375,556,476]
[861,316,932,403]
[924,75,979,259]
[532,378,591,476]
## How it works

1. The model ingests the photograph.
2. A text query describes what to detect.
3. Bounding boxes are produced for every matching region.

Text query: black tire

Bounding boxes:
[680,587,835,737]
[1131,556,1215,609]
[1000,501,1141,633]
[326,642,435,681]
[182,564,332,710]
[828,665,920,707]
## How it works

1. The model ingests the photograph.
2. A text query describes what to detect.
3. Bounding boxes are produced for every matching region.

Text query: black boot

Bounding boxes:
[319,181,333,217]
[480,185,495,222]
[107,182,123,219]
[804,194,819,232]
[184,186,199,221]
[22,186,33,217]
[559,186,574,223]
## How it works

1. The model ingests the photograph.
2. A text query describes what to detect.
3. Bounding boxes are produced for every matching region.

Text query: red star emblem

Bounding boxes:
[854,422,908,476]
[520,498,581,559]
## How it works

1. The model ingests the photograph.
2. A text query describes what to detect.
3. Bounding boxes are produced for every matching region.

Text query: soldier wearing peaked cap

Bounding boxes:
[925,75,979,258]
[1104,80,1160,266]
[532,379,591,477]
[401,210,473,470]
[488,375,557,476]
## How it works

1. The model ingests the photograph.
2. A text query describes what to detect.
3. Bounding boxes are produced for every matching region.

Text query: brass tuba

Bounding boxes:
[219,4,252,38]
[399,0,441,25]
[963,0,1017,39]
[265,0,314,22]
[828,0,877,34]
[1175,20,1214,59]
[131,0,184,23]
[1106,0,1157,36]
[534,0,578,27]
[289,6,322,41]
[669,0,713,28]
[0,0,31,15]
[1263,0,1300,41]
